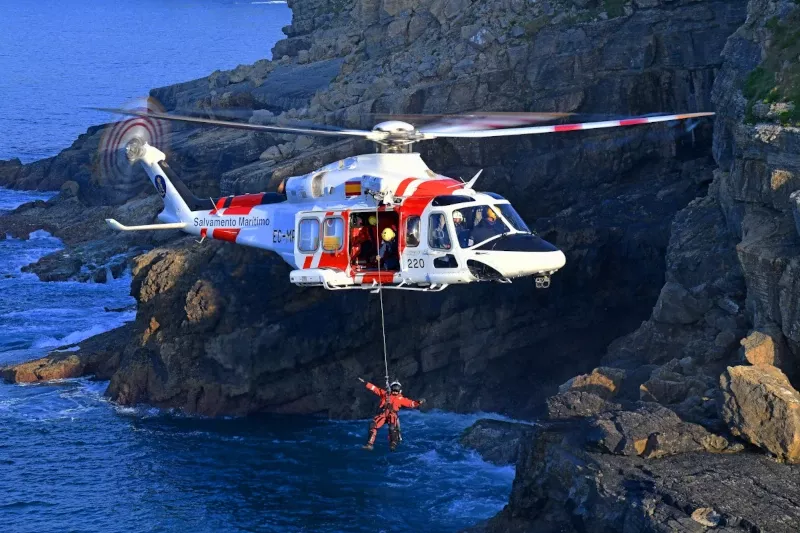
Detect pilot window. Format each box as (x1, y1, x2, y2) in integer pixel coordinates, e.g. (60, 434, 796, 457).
(322, 216, 344, 252)
(298, 218, 320, 253)
(428, 213, 452, 250)
(405, 216, 420, 247)
(452, 206, 509, 248)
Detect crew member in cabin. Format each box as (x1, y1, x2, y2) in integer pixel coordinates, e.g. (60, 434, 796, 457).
(349, 214, 374, 266)
(377, 227, 399, 270)
(358, 378, 425, 451)
(453, 210, 472, 248)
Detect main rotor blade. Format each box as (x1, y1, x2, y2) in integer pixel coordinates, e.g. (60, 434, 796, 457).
(91, 107, 375, 139)
(421, 112, 715, 139)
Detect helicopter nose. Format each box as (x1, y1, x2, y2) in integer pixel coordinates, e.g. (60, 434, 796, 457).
(470, 234, 566, 279)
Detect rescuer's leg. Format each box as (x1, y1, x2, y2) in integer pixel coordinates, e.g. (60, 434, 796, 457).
(363, 413, 386, 450)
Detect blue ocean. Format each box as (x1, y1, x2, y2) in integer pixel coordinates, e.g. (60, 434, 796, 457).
(0, 2, 513, 531)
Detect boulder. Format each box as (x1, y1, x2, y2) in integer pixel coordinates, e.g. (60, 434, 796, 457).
(558, 366, 625, 399)
(741, 329, 789, 370)
(460, 419, 536, 466)
(720, 365, 800, 463)
(546, 390, 620, 420)
(652, 282, 711, 325)
(588, 403, 740, 458)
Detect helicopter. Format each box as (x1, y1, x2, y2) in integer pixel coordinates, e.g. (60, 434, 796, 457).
(95, 105, 713, 292)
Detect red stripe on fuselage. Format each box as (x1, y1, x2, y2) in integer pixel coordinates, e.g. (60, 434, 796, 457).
(303, 256, 313, 269)
(212, 228, 240, 242)
(229, 193, 265, 207)
(395, 178, 417, 197)
(210, 197, 227, 215)
(222, 206, 256, 216)
(360, 272, 396, 284)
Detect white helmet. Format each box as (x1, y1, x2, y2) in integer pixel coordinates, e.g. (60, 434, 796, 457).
(453, 210, 464, 223)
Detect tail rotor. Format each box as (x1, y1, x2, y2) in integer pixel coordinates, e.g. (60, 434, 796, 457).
(96, 96, 169, 188)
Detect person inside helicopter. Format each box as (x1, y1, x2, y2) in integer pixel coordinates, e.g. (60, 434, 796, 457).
(452, 210, 471, 248)
(349, 213, 374, 267)
(377, 227, 400, 270)
(461, 206, 509, 247)
(430, 213, 452, 250)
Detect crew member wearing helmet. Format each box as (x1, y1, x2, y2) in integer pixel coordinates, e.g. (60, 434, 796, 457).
(377, 227, 399, 270)
(452, 210, 472, 248)
(358, 377, 425, 451)
(470, 206, 504, 245)
(349, 214, 374, 266)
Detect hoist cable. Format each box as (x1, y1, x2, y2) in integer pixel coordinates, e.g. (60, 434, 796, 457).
(375, 200, 390, 390)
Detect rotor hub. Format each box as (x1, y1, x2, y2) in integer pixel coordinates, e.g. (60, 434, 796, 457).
(125, 137, 147, 162)
(372, 120, 415, 134)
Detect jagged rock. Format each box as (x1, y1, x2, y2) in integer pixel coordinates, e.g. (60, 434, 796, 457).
(60, 180, 79, 197)
(546, 390, 620, 420)
(741, 328, 789, 369)
(691, 507, 721, 527)
(557, 366, 625, 399)
(483, 420, 800, 533)
(460, 419, 536, 466)
(0, 325, 130, 383)
(588, 403, 739, 458)
(720, 365, 800, 463)
(652, 282, 711, 325)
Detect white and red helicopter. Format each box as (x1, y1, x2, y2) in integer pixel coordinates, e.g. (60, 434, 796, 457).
(96, 105, 713, 292)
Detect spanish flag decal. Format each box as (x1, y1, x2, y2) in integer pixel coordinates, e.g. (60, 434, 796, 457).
(345, 179, 361, 197)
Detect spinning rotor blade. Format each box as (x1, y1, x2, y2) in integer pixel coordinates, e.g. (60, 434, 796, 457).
(97, 97, 170, 184)
(420, 112, 715, 139)
(414, 112, 572, 133)
(91, 107, 374, 139)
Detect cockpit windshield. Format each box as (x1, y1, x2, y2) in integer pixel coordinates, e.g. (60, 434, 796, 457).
(452, 205, 509, 248)
(497, 204, 530, 233)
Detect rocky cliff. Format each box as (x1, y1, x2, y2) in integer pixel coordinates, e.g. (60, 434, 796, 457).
(1, 0, 748, 418)
(3, 0, 800, 529)
(471, 0, 800, 531)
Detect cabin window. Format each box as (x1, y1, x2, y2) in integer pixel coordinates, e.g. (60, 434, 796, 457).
(428, 213, 452, 250)
(405, 216, 420, 247)
(322, 216, 344, 252)
(298, 218, 320, 253)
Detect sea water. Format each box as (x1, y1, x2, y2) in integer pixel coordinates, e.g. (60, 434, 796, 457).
(0, 0, 292, 163)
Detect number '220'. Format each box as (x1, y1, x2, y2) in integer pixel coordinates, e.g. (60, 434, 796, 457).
(407, 258, 425, 269)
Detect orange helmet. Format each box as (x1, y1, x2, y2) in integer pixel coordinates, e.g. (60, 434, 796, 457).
(485, 208, 497, 221)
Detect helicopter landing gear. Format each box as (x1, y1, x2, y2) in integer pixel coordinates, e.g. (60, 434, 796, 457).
(535, 275, 551, 289)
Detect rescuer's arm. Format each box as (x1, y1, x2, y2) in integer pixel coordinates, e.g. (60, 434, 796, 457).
(360, 378, 385, 397)
(400, 397, 426, 409)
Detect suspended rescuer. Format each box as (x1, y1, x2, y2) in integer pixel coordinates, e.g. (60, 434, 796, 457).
(358, 378, 425, 451)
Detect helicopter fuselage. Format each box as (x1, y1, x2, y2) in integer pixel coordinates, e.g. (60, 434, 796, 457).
(125, 146, 566, 292)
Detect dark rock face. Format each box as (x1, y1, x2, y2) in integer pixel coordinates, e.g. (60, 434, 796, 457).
(482, 422, 800, 533)
(459, 419, 536, 465)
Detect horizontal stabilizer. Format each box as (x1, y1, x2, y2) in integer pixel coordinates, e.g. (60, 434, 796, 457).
(105, 218, 187, 231)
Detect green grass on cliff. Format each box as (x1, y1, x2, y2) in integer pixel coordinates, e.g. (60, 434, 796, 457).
(743, 11, 800, 126)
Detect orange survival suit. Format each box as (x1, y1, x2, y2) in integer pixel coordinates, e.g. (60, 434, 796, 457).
(350, 220, 374, 266)
(363, 381, 423, 451)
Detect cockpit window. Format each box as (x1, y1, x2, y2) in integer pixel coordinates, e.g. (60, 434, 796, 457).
(452, 205, 509, 248)
(497, 204, 530, 233)
(428, 213, 452, 250)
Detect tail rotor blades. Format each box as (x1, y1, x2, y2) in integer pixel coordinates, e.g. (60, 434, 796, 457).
(97, 97, 170, 184)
